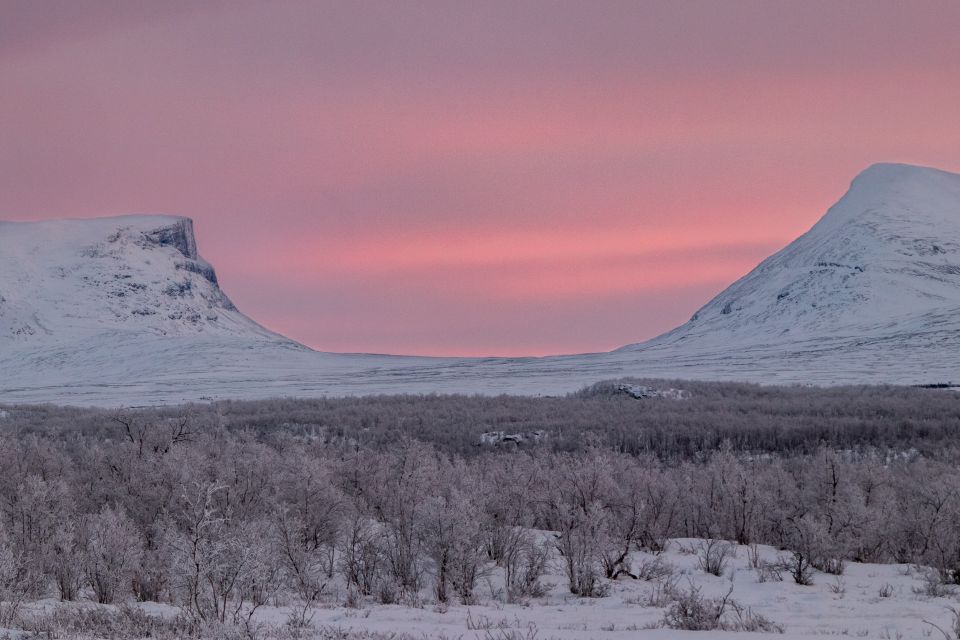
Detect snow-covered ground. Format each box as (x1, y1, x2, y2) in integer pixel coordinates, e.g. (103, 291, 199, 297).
(289, 542, 960, 639)
(5, 163, 960, 406)
(5, 540, 957, 639)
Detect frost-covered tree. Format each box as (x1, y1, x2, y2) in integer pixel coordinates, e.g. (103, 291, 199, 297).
(83, 506, 143, 604)
(0, 522, 28, 625)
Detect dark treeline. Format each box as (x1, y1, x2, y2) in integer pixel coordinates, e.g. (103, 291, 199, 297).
(4, 379, 960, 460)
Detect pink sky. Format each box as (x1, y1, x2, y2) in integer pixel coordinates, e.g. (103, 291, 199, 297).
(3, 1, 960, 356)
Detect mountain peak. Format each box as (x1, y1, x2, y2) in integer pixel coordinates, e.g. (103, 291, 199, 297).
(813, 162, 960, 231)
(621, 161, 960, 352)
(853, 161, 958, 182)
(851, 162, 960, 198)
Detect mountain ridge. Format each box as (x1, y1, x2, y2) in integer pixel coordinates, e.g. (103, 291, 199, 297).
(3, 162, 960, 405)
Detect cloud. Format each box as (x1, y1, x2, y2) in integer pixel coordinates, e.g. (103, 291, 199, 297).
(3, 1, 960, 354)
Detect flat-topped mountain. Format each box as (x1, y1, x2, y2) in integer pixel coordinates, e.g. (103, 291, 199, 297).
(2, 163, 960, 406)
(0, 215, 289, 343)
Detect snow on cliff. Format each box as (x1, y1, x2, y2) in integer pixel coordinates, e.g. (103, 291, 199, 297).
(3, 163, 960, 406)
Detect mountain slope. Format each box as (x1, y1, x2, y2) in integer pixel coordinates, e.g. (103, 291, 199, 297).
(627, 162, 960, 348)
(2, 163, 960, 406)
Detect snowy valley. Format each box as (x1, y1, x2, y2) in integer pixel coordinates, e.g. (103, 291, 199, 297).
(4, 163, 960, 405)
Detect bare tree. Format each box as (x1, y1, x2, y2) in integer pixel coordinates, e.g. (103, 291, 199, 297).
(49, 515, 84, 601)
(167, 481, 225, 622)
(0, 522, 28, 625)
(338, 510, 384, 597)
(274, 508, 330, 624)
(501, 531, 550, 602)
(422, 483, 487, 604)
(83, 506, 143, 604)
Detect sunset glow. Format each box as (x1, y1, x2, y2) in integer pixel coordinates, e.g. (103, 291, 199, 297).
(4, 0, 960, 355)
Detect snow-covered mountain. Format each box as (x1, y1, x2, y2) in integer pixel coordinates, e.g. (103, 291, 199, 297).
(631, 162, 960, 349)
(614, 162, 960, 383)
(0, 215, 290, 342)
(2, 162, 960, 406)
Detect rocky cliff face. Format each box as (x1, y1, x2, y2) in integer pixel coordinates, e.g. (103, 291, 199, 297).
(140, 216, 200, 261)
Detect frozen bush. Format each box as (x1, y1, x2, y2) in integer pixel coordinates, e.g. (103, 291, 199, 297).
(755, 560, 784, 583)
(661, 584, 783, 633)
(640, 574, 679, 607)
(634, 556, 675, 582)
(376, 577, 400, 605)
(502, 534, 550, 602)
(913, 567, 956, 598)
(782, 550, 815, 586)
(661, 584, 733, 631)
(696, 539, 735, 577)
(727, 601, 785, 634)
(780, 515, 826, 586)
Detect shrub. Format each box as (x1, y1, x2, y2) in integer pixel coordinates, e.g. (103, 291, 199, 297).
(696, 539, 735, 577)
(634, 556, 675, 582)
(756, 560, 784, 583)
(661, 584, 783, 633)
(503, 535, 550, 602)
(661, 584, 733, 631)
(914, 568, 956, 598)
(782, 551, 815, 586)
